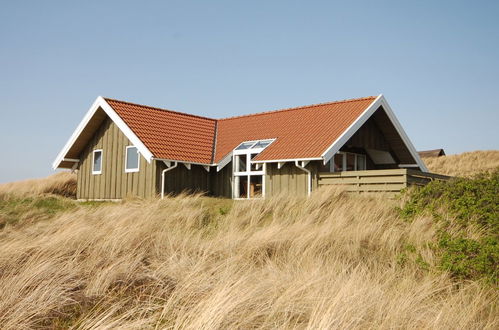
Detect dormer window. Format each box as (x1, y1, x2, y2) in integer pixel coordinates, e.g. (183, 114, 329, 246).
(232, 139, 274, 199)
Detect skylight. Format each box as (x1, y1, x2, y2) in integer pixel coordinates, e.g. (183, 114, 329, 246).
(234, 139, 274, 151)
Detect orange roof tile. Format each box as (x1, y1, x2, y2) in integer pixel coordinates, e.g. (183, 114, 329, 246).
(105, 96, 377, 164)
(214, 97, 376, 162)
(105, 98, 216, 164)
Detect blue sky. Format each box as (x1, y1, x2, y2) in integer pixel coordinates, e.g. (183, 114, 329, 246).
(1, 0, 498, 183)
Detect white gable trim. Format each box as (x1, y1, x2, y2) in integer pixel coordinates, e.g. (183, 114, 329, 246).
(52, 96, 154, 169)
(216, 152, 233, 172)
(320, 94, 428, 172)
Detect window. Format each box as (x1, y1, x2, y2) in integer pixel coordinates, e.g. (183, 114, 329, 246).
(92, 149, 102, 175)
(322, 152, 367, 172)
(232, 139, 274, 199)
(125, 146, 140, 172)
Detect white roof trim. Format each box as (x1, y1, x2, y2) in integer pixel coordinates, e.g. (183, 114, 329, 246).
(320, 94, 428, 172)
(216, 152, 232, 172)
(154, 158, 213, 166)
(378, 95, 428, 172)
(52, 96, 154, 169)
(251, 157, 322, 164)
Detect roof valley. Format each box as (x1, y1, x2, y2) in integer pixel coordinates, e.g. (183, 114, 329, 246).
(210, 121, 218, 164)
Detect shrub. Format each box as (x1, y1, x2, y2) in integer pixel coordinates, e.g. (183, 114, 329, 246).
(401, 169, 499, 283)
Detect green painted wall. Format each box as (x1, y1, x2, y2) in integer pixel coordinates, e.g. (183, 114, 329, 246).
(77, 118, 157, 200)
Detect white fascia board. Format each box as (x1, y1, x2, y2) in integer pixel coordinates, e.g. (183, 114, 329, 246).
(99, 97, 154, 163)
(154, 158, 213, 167)
(378, 96, 428, 172)
(319, 94, 428, 172)
(52, 97, 101, 169)
(52, 96, 154, 169)
(216, 152, 232, 172)
(321, 95, 383, 165)
(251, 157, 322, 164)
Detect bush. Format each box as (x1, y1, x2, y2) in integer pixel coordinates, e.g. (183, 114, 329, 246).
(401, 169, 499, 283)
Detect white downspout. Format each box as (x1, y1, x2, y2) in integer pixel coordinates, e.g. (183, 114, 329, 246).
(161, 161, 178, 199)
(295, 160, 311, 197)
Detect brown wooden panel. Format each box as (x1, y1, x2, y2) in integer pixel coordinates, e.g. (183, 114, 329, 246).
(76, 115, 158, 200)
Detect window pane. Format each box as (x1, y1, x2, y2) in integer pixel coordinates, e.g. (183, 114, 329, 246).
(333, 153, 343, 172)
(126, 147, 139, 170)
(93, 151, 102, 172)
(357, 155, 366, 170)
(346, 153, 355, 171)
(235, 141, 255, 150)
(319, 160, 330, 172)
(249, 176, 262, 198)
(252, 140, 272, 149)
(250, 153, 261, 171)
(237, 176, 248, 198)
(235, 155, 247, 172)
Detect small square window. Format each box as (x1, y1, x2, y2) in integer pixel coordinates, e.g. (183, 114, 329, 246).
(125, 146, 139, 172)
(92, 150, 102, 175)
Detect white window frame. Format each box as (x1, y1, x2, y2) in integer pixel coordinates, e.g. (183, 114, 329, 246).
(328, 151, 367, 172)
(232, 139, 274, 199)
(125, 146, 140, 173)
(92, 149, 103, 175)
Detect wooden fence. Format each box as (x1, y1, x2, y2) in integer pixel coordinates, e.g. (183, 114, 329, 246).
(318, 169, 450, 193)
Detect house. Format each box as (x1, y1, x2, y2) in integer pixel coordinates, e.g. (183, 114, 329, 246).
(418, 149, 446, 158)
(53, 94, 435, 200)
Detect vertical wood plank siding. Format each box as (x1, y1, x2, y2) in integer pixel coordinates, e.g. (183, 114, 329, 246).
(265, 162, 319, 197)
(209, 163, 233, 198)
(75, 117, 320, 200)
(77, 118, 157, 200)
(156, 162, 210, 196)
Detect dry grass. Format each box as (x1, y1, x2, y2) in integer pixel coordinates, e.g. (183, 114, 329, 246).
(0, 152, 497, 328)
(0, 172, 77, 198)
(423, 150, 499, 177)
(0, 188, 497, 329)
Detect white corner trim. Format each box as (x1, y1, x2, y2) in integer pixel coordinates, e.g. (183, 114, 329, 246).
(183, 163, 191, 170)
(52, 96, 154, 170)
(277, 162, 285, 169)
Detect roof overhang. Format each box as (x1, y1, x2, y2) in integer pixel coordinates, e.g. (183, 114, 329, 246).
(320, 94, 428, 172)
(52, 96, 154, 169)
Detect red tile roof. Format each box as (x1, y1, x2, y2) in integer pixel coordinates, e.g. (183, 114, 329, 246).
(215, 97, 376, 162)
(105, 96, 377, 164)
(105, 98, 216, 164)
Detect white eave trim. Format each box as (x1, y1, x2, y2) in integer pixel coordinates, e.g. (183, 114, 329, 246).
(251, 157, 322, 164)
(216, 152, 233, 172)
(320, 94, 428, 172)
(52, 96, 154, 169)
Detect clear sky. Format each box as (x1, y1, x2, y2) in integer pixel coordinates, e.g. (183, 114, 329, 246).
(0, 0, 498, 183)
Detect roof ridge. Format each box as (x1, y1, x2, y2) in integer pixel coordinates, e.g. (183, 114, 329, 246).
(218, 96, 377, 121)
(104, 97, 216, 122)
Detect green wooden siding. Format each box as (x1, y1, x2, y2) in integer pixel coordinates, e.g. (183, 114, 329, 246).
(77, 118, 157, 200)
(157, 162, 210, 195)
(265, 162, 319, 198)
(209, 163, 233, 198)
